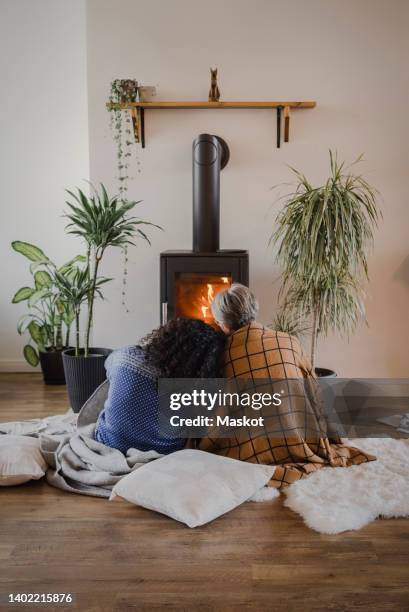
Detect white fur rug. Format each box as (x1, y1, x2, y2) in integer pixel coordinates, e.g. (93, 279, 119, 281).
(283, 438, 409, 534)
(250, 486, 280, 502)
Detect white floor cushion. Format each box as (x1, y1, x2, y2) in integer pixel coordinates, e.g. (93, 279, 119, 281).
(111, 448, 276, 527)
(0, 435, 47, 486)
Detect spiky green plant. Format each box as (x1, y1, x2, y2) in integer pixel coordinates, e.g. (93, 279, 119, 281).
(271, 151, 380, 369)
(271, 310, 310, 339)
(64, 184, 161, 356)
(54, 268, 110, 357)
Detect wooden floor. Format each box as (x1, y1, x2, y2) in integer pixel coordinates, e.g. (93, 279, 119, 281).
(1, 373, 409, 611)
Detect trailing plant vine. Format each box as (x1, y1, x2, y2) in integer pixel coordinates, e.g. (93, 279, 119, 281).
(108, 79, 141, 198)
(108, 79, 142, 310)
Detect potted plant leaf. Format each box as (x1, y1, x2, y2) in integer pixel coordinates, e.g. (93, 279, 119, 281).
(61, 183, 160, 412)
(270, 311, 310, 339)
(271, 151, 380, 376)
(11, 241, 84, 384)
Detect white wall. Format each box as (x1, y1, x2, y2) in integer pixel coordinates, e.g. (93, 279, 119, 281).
(2, 0, 408, 378)
(86, 0, 409, 377)
(0, 0, 89, 370)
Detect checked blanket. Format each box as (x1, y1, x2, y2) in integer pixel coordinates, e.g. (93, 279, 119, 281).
(198, 322, 376, 488)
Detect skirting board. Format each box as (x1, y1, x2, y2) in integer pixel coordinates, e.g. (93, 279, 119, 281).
(0, 360, 39, 373)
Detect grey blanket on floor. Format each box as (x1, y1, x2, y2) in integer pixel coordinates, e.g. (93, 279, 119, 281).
(1, 381, 162, 497)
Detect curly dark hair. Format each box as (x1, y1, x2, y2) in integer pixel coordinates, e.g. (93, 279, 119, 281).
(142, 318, 226, 378)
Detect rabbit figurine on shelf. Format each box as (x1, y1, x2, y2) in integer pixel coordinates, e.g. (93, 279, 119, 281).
(208, 68, 220, 102)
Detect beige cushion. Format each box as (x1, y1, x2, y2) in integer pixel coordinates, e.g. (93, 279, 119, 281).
(0, 435, 47, 486)
(111, 449, 275, 527)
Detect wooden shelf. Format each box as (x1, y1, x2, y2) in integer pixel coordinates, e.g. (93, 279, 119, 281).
(107, 100, 316, 109)
(106, 100, 316, 148)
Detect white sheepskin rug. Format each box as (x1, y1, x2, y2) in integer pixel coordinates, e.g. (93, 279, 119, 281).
(249, 486, 280, 502)
(284, 438, 409, 534)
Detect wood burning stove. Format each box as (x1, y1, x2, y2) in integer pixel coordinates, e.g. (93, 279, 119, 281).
(160, 250, 249, 325)
(160, 134, 249, 326)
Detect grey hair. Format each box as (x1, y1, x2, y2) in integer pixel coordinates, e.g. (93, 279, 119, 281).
(211, 283, 259, 331)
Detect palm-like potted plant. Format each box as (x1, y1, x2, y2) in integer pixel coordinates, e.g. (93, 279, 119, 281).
(54, 267, 109, 358)
(271, 151, 380, 375)
(11, 241, 84, 384)
(61, 183, 160, 411)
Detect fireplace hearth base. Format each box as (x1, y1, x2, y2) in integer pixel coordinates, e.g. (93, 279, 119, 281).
(160, 250, 249, 326)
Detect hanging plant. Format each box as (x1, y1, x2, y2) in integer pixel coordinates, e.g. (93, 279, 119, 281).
(108, 79, 142, 309)
(108, 79, 141, 200)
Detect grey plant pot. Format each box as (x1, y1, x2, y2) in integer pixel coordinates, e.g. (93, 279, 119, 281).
(62, 348, 112, 413)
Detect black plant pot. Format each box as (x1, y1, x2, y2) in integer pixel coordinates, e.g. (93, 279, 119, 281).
(39, 348, 67, 385)
(62, 348, 112, 413)
(315, 367, 337, 378)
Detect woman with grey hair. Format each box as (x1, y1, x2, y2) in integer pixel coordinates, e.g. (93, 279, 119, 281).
(211, 283, 259, 333)
(199, 283, 375, 488)
(209, 283, 310, 380)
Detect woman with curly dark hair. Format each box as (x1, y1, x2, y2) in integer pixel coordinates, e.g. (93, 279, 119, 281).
(95, 318, 225, 454)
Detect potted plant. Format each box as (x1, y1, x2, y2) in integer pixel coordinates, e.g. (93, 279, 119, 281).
(108, 79, 140, 201)
(11, 241, 84, 384)
(271, 151, 380, 376)
(61, 183, 160, 412)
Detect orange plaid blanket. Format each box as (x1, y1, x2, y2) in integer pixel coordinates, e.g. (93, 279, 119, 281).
(198, 322, 375, 488)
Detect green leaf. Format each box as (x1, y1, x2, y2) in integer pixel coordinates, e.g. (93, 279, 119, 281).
(29, 260, 52, 274)
(64, 185, 158, 254)
(34, 270, 53, 289)
(23, 344, 39, 367)
(12, 287, 34, 303)
(40, 325, 51, 348)
(58, 254, 87, 274)
(28, 288, 50, 307)
(28, 321, 43, 345)
(12, 241, 49, 262)
(17, 314, 35, 334)
(55, 299, 66, 315)
(61, 307, 75, 326)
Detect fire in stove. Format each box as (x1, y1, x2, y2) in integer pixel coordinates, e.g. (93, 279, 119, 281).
(175, 273, 231, 326)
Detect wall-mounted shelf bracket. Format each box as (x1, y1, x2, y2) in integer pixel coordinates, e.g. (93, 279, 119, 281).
(106, 100, 316, 149)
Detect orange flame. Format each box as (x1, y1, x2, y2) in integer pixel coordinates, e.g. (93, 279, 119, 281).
(200, 284, 215, 321)
(175, 274, 232, 326)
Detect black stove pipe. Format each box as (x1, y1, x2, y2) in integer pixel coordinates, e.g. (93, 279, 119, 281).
(192, 134, 230, 252)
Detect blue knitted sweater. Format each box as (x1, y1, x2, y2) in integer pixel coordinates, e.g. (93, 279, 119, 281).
(95, 345, 184, 455)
